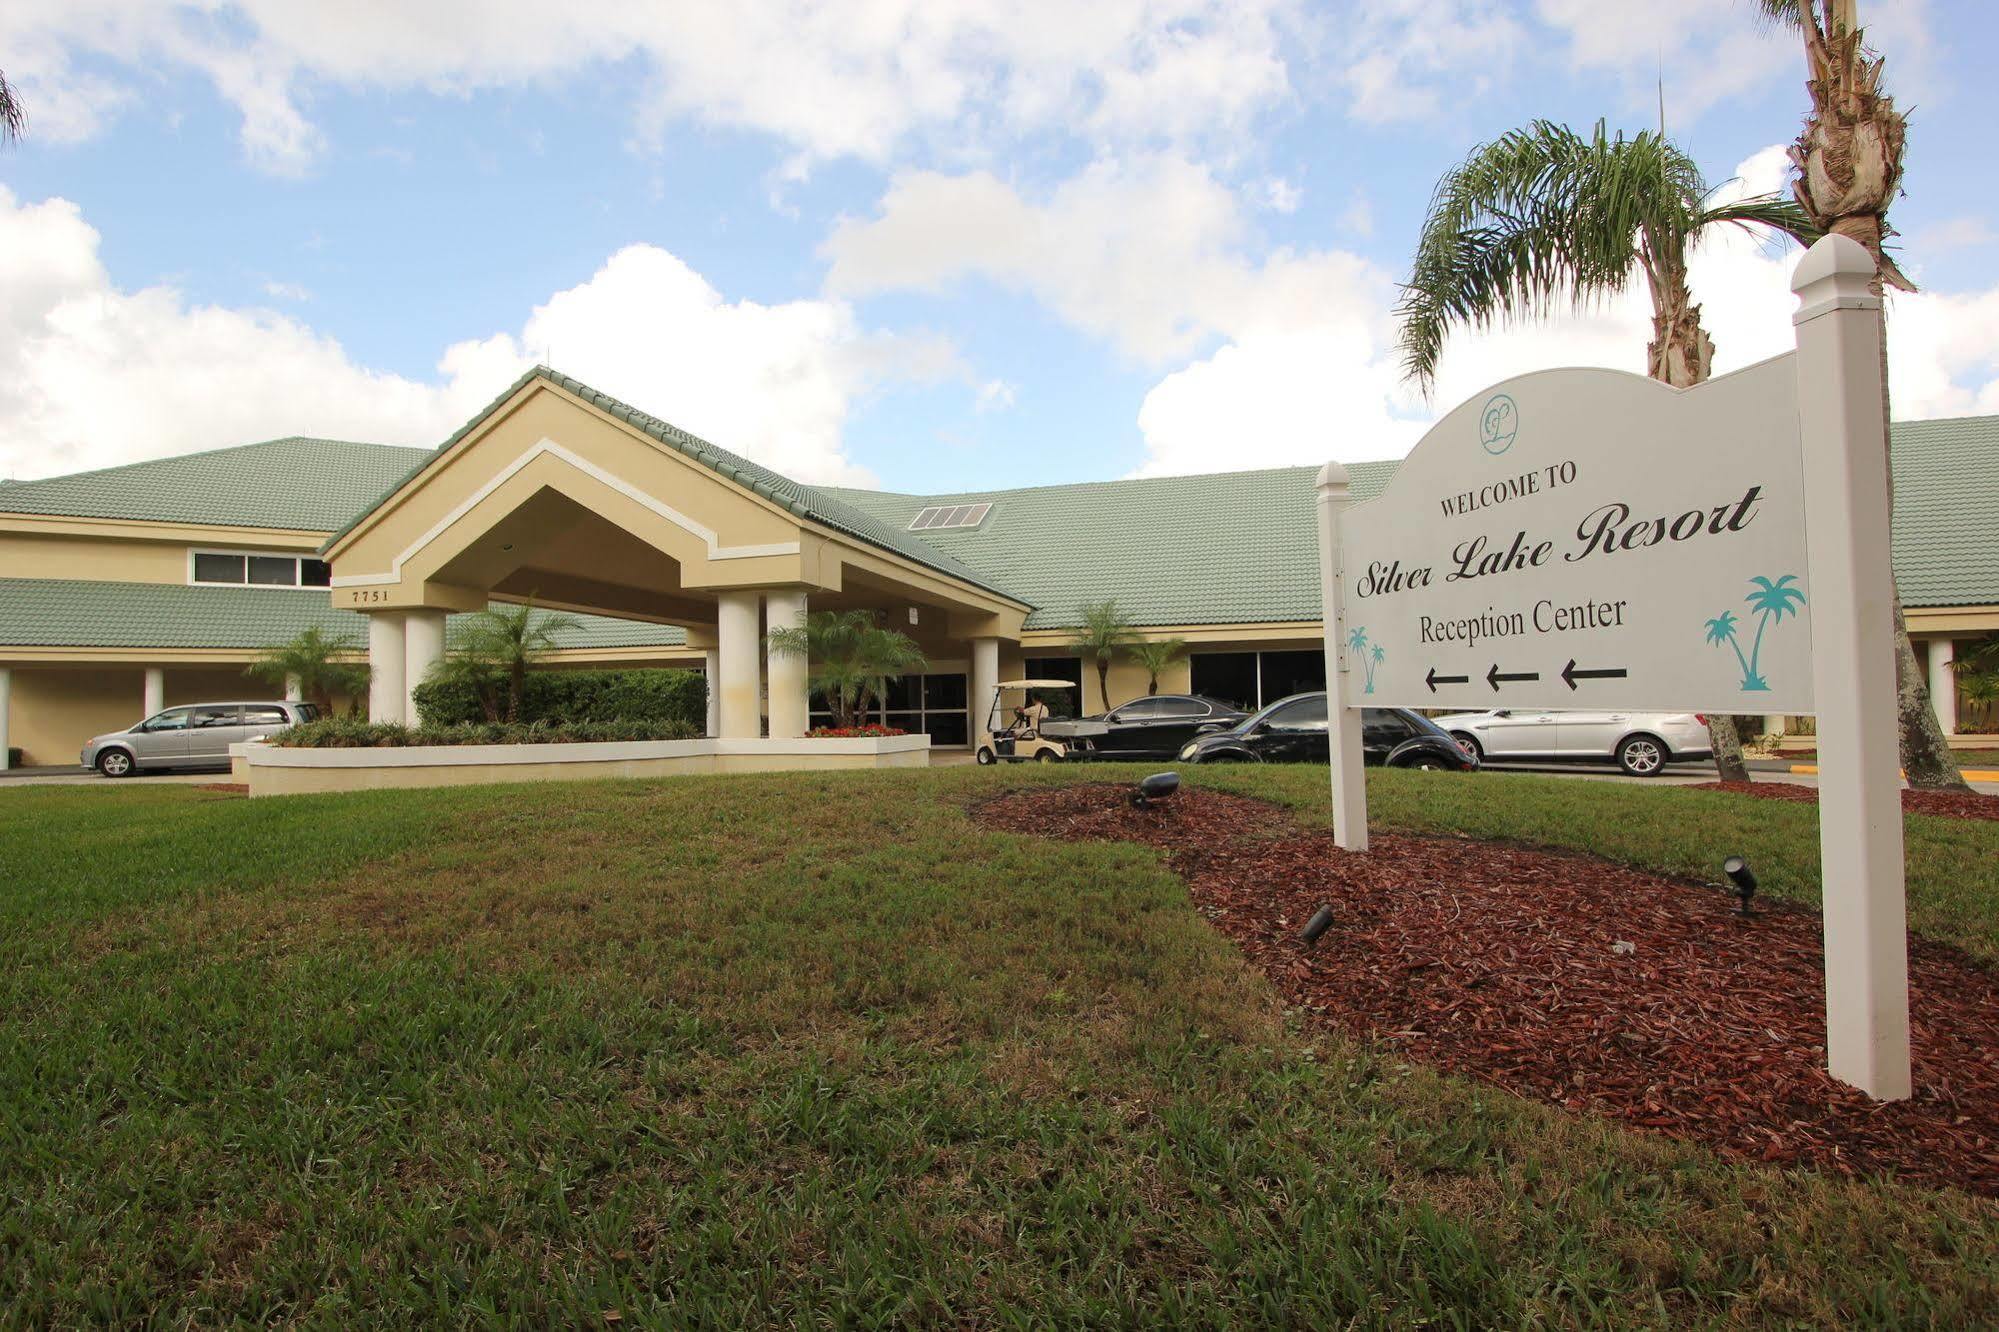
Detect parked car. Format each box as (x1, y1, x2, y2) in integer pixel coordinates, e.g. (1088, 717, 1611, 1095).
(1429, 708, 1713, 777)
(1061, 693, 1248, 760)
(82, 700, 320, 777)
(1176, 693, 1476, 770)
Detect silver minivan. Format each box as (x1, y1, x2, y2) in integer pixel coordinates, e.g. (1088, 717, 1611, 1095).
(81, 700, 320, 777)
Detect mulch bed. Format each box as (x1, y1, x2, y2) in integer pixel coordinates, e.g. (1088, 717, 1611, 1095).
(1692, 780, 1999, 823)
(192, 783, 249, 797)
(975, 784, 1999, 1195)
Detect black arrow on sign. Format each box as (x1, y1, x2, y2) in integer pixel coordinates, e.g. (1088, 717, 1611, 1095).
(1561, 659, 1629, 690)
(1487, 663, 1540, 691)
(1425, 667, 1470, 693)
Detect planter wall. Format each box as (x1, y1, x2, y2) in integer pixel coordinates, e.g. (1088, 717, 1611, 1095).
(233, 735, 929, 797)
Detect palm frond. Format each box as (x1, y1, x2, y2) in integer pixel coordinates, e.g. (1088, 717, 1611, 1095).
(0, 70, 24, 146)
(1397, 120, 1710, 392)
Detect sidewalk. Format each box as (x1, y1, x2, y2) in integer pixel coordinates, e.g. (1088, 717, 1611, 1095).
(1749, 756, 1999, 782)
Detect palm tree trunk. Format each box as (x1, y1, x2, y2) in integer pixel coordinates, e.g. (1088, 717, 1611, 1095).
(1650, 252, 1752, 782)
(1784, 2, 1962, 788)
(1096, 657, 1111, 713)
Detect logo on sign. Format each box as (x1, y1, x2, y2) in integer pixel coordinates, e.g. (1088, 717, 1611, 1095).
(1704, 573, 1807, 692)
(1479, 394, 1518, 455)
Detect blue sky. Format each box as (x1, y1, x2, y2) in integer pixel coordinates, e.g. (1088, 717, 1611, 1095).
(2, 2, 1994, 491)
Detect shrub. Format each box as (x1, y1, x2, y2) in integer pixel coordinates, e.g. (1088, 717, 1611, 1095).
(412, 668, 705, 730)
(269, 718, 699, 748)
(806, 724, 909, 738)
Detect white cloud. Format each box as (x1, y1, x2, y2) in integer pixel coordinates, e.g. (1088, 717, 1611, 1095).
(1258, 176, 1302, 214)
(0, 190, 914, 485)
(1114, 145, 1999, 477)
(1, 0, 1300, 174)
(260, 280, 312, 302)
(974, 379, 1016, 412)
(825, 155, 1386, 363)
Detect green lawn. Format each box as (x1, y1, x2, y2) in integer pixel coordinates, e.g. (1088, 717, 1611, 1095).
(1, 767, 1994, 1325)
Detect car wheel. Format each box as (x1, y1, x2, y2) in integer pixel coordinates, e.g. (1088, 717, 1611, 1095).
(1617, 734, 1667, 777)
(1035, 750, 1058, 763)
(1452, 732, 1482, 762)
(975, 747, 996, 766)
(96, 748, 136, 778)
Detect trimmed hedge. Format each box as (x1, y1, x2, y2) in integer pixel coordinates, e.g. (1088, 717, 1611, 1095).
(411, 668, 706, 730)
(270, 718, 700, 748)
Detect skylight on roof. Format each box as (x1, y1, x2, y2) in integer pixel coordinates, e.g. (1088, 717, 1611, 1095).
(908, 502, 992, 532)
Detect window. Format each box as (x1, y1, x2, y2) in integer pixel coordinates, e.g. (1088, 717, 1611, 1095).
(193, 552, 246, 584)
(190, 550, 330, 589)
(1265, 696, 1328, 730)
(1363, 709, 1417, 746)
(1192, 650, 1327, 711)
(244, 706, 292, 725)
(1151, 696, 1207, 718)
(1114, 698, 1175, 721)
(809, 671, 971, 745)
(907, 503, 992, 532)
(145, 707, 194, 732)
(191, 706, 240, 729)
(1190, 653, 1258, 712)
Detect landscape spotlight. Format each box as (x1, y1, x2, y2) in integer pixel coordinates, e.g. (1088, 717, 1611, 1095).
(1301, 904, 1336, 946)
(1722, 854, 1758, 917)
(1131, 771, 1181, 809)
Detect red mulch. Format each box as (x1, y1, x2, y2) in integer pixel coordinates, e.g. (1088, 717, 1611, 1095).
(975, 784, 1999, 1195)
(192, 783, 248, 796)
(1692, 780, 1999, 822)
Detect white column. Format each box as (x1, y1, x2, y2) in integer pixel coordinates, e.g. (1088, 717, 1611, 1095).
(1927, 638, 1957, 737)
(283, 673, 303, 703)
(367, 612, 408, 725)
(404, 610, 448, 724)
(715, 591, 762, 739)
(0, 667, 11, 770)
(969, 636, 1000, 747)
(703, 648, 722, 737)
(143, 667, 165, 718)
(1316, 461, 1368, 852)
(763, 590, 810, 739)
(1793, 233, 1910, 1101)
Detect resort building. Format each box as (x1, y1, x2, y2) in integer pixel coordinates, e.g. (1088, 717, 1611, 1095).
(1, 369, 1993, 767)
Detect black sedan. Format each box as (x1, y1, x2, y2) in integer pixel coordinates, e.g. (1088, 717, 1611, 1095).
(1054, 693, 1248, 760)
(1175, 693, 1477, 770)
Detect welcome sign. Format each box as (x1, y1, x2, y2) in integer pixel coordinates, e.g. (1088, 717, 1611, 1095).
(1337, 356, 1814, 714)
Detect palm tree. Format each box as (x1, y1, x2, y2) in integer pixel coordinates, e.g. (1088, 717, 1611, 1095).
(1751, 0, 1970, 792)
(1706, 611, 1752, 689)
(1398, 117, 1814, 780)
(1126, 636, 1188, 696)
(0, 70, 25, 147)
(1069, 601, 1138, 712)
(767, 609, 927, 730)
(245, 626, 367, 715)
(454, 600, 580, 722)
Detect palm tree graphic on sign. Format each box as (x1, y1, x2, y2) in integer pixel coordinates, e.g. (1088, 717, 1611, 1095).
(1348, 627, 1384, 694)
(1705, 575, 1807, 692)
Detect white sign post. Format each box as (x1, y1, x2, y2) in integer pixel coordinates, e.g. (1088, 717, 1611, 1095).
(1317, 234, 1910, 1100)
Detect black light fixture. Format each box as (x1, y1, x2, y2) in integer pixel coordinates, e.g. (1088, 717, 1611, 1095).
(1301, 904, 1336, 946)
(1722, 854, 1758, 917)
(1131, 771, 1180, 809)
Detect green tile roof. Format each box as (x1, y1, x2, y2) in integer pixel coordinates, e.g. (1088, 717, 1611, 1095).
(1890, 414, 1999, 609)
(0, 580, 685, 652)
(324, 367, 1021, 603)
(3, 407, 1991, 653)
(821, 462, 1402, 631)
(0, 438, 432, 531)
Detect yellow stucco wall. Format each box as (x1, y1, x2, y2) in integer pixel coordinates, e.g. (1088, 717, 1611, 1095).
(0, 528, 326, 584)
(8, 665, 288, 767)
(10, 668, 144, 767)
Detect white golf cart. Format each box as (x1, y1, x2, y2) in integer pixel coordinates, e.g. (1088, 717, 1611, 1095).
(974, 679, 1098, 765)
